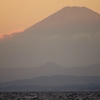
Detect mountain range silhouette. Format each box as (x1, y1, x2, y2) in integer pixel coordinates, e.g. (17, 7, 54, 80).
(0, 7, 100, 87)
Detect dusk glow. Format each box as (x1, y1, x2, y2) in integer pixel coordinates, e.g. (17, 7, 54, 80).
(0, 28, 24, 39)
(0, 0, 100, 35)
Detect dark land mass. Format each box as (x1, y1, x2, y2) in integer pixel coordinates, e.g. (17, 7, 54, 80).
(0, 75, 100, 91)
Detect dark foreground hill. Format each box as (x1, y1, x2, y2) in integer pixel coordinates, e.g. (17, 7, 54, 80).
(0, 75, 100, 91)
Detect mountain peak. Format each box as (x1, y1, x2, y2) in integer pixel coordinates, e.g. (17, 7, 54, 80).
(26, 6, 100, 32)
(60, 6, 99, 15)
(61, 6, 93, 11)
(62, 6, 86, 9)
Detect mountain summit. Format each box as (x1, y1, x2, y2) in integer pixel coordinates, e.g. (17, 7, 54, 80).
(0, 6, 100, 68)
(26, 6, 100, 33)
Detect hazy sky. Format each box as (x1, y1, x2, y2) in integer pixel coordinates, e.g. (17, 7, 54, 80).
(0, 0, 100, 35)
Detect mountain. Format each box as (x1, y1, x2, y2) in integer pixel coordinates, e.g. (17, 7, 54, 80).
(0, 6, 100, 68)
(0, 75, 100, 91)
(0, 6, 100, 91)
(0, 62, 100, 82)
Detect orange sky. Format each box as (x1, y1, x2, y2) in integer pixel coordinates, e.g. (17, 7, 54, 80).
(0, 0, 100, 35)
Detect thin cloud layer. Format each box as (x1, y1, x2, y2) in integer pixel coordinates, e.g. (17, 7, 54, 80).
(0, 28, 24, 39)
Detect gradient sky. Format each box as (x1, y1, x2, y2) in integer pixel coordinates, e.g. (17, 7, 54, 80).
(0, 0, 100, 35)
